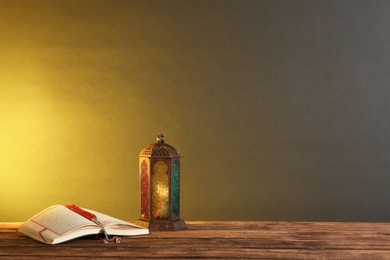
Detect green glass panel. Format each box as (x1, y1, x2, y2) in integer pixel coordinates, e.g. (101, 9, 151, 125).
(151, 160, 169, 220)
(172, 160, 180, 220)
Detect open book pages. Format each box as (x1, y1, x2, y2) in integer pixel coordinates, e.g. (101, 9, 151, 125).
(18, 205, 149, 244)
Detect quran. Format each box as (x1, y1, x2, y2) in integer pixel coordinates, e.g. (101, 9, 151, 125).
(18, 205, 149, 244)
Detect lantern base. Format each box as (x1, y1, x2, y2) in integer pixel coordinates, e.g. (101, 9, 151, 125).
(135, 219, 187, 231)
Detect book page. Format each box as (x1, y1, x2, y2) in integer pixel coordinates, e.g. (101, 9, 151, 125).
(84, 208, 133, 226)
(18, 205, 101, 244)
(31, 205, 96, 235)
(83, 208, 149, 236)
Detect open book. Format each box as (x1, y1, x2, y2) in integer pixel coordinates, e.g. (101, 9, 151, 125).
(18, 205, 149, 244)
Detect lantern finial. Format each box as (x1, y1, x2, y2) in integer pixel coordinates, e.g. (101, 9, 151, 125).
(157, 132, 165, 144)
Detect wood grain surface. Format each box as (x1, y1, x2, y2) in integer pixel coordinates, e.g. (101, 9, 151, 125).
(1, 221, 390, 259)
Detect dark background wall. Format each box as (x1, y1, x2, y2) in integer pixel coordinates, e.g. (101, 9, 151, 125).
(1, 0, 389, 222)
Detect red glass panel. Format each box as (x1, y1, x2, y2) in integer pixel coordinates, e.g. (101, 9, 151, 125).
(140, 160, 149, 220)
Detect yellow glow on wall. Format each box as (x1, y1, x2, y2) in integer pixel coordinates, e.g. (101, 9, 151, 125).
(0, 1, 169, 221)
(0, 87, 52, 214)
(0, 82, 142, 221)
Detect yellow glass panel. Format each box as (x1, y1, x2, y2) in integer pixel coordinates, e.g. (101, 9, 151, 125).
(151, 160, 169, 220)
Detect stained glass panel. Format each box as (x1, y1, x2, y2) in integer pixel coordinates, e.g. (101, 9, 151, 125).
(171, 160, 180, 220)
(151, 160, 169, 220)
(140, 159, 149, 220)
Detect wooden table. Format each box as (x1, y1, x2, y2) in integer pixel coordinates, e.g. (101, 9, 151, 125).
(1, 221, 390, 259)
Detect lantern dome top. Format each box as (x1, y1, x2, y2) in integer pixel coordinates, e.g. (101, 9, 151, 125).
(140, 132, 180, 157)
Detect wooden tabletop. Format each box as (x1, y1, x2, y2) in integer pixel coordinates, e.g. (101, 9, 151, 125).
(1, 221, 390, 259)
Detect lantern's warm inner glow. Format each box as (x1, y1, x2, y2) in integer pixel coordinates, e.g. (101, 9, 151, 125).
(152, 160, 169, 220)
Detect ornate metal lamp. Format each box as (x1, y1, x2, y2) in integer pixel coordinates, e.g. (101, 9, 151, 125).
(136, 133, 187, 231)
